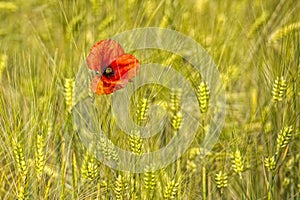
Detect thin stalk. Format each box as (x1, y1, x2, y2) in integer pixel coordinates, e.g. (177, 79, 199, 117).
(202, 165, 207, 200)
(201, 119, 207, 200)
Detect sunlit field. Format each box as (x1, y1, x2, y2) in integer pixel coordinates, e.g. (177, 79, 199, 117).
(0, 0, 299, 199)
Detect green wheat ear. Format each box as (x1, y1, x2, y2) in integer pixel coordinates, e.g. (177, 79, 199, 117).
(143, 1, 155, 19)
(276, 126, 293, 154)
(186, 160, 197, 174)
(269, 22, 300, 43)
(17, 184, 29, 200)
(231, 149, 244, 179)
(64, 78, 75, 113)
(89, 0, 100, 14)
(129, 97, 150, 154)
(12, 139, 28, 181)
(171, 111, 182, 131)
(144, 165, 156, 191)
(44, 177, 52, 200)
(0, 2, 17, 12)
(264, 156, 276, 171)
(170, 88, 182, 114)
(98, 180, 108, 199)
(35, 133, 46, 181)
(187, 147, 200, 173)
(97, 15, 115, 34)
(197, 82, 210, 114)
(188, 147, 201, 159)
(168, 88, 183, 132)
(129, 130, 143, 154)
(12, 139, 29, 200)
(159, 0, 172, 29)
(66, 13, 85, 41)
(272, 76, 287, 103)
(136, 97, 150, 126)
(163, 180, 179, 200)
(81, 151, 98, 181)
(247, 11, 269, 38)
(0, 54, 7, 78)
(215, 171, 228, 189)
(96, 14, 115, 39)
(99, 136, 119, 162)
(114, 174, 129, 200)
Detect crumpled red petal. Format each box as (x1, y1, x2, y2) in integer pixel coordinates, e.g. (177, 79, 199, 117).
(86, 39, 125, 71)
(103, 54, 139, 81)
(90, 75, 116, 94)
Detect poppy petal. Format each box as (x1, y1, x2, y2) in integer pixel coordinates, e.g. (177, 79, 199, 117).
(90, 76, 103, 94)
(91, 75, 123, 95)
(101, 76, 129, 89)
(87, 39, 125, 71)
(108, 54, 139, 81)
(94, 54, 139, 94)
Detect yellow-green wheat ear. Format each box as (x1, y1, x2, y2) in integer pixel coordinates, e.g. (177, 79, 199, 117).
(43, 177, 52, 200)
(144, 165, 156, 191)
(163, 180, 179, 200)
(89, 0, 100, 14)
(171, 111, 182, 131)
(231, 149, 244, 179)
(0, 54, 7, 79)
(11, 139, 29, 199)
(247, 11, 269, 38)
(12, 139, 28, 181)
(159, 0, 172, 29)
(64, 78, 75, 114)
(188, 147, 201, 159)
(96, 14, 116, 39)
(97, 15, 115, 35)
(17, 184, 29, 200)
(269, 22, 300, 43)
(186, 160, 197, 174)
(129, 130, 143, 154)
(47, 120, 53, 136)
(264, 156, 276, 171)
(66, 13, 85, 41)
(136, 97, 150, 126)
(271, 76, 287, 103)
(186, 148, 200, 173)
(215, 171, 228, 189)
(98, 180, 108, 198)
(197, 82, 210, 114)
(35, 133, 46, 181)
(114, 174, 128, 200)
(0, 2, 17, 12)
(169, 88, 183, 131)
(170, 88, 182, 113)
(81, 151, 98, 181)
(276, 126, 293, 154)
(99, 137, 119, 162)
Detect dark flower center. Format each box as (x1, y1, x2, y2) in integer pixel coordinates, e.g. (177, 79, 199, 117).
(102, 67, 115, 77)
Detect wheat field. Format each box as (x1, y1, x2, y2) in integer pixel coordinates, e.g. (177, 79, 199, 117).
(0, 0, 299, 199)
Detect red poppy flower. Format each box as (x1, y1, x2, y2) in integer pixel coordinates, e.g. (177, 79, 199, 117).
(87, 39, 139, 95)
